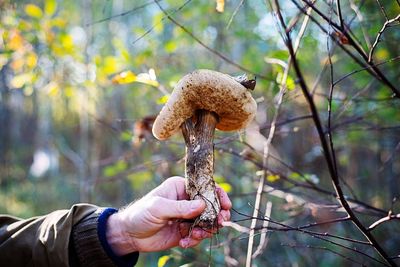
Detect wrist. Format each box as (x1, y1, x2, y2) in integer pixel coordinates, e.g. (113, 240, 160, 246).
(106, 212, 138, 256)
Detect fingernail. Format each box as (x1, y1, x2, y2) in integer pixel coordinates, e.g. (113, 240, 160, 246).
(190, 200, 203, 210)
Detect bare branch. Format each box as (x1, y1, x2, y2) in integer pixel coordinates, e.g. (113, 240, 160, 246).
(368, 14, 400, 63)
(273, 0, 396, 265)
(368, 214, 400, 231)
(281, 243, 367, 266)
(85, 0, 159, 26)
(226, 0, 245, 29)
(154, 0, 273, 81)
(252, 201, 272, 259)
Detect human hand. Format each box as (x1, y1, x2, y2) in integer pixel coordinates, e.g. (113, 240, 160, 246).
(106, 176, 232, 255)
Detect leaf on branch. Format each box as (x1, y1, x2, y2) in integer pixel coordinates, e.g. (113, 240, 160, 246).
(112, 70, 159, 87)
(276, 72, 295, 90)
(333, 31, 349, 45)
(267, 174, 280, 182)
(25, 4, 43, 19)
(45, 0, 57, 17)
(216, 0, 225, 13)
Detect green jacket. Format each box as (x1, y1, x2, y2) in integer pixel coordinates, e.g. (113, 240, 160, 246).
(0, 204, 139, 267)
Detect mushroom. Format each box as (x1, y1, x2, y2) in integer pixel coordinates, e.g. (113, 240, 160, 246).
(152, 69, 257, 229)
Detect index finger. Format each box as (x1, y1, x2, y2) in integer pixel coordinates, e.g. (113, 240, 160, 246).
(149, 176, 189, 201)
(216, 185, 232, 210)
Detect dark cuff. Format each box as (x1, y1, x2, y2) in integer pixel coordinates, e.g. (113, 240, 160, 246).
(98, 208, 139, 267)
(72, 208, 139, 267)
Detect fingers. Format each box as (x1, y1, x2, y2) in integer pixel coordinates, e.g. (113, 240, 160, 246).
(149, 197, 206, 221)
(216, 185, 232, 210)
(179, 237, 202, 248)
(150, 176, 189, 201)
(218, 209, 231, 226)
(179, 227, 215, 248)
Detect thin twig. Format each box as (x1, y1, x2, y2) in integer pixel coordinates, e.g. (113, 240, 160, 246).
(252, 201, 272, 258)
(374, 0, 389, 20)
(282, 243, 367, 266)
(154, 0, 272, 81)
(132, 0, 193, 45)
(245, 2, 313, 265)
(226, 0, 245, 29)
(233, 208, 388, 265)
(348, 0, 372, 48)
(368, 214, 400, 231)
(368, 14, 400, 63)
(85, 0, 159, 26)
(299, 0, 400, 98)
(273, 0, 396, 265)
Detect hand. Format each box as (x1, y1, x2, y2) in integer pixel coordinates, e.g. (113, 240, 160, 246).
(106, 176, 232, 255)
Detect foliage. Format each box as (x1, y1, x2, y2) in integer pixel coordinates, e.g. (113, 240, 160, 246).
(1, 0, 399, 266)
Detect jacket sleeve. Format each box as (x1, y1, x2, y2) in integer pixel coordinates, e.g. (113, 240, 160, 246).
(0, 204, 139, 267)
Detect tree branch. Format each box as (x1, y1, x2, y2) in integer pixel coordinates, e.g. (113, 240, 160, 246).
(273, 0, 396, 265)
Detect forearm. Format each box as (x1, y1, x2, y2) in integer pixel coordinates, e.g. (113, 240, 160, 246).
(71, 207, 139, 267)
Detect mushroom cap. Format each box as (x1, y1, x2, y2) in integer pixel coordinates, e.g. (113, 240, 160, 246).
(152, 69, 257, 140)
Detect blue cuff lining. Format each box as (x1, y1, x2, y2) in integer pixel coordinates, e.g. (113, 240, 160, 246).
(98, 208, 139, 267)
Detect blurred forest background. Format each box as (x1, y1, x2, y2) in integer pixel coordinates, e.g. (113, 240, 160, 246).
(1, 0, 399, 266)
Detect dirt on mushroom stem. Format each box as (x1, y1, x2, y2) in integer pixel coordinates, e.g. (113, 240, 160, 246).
(181, 109, 221, 230)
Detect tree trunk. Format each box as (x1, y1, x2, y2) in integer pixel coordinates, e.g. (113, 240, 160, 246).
(181, 110, 220, 229)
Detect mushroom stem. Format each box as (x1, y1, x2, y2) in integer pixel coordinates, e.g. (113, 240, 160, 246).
(181, 109, 221, 229)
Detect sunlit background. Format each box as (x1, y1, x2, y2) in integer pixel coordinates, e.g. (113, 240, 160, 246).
(1, 0, 399, 266)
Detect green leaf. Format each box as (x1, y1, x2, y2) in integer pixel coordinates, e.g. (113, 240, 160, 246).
(120, 131, 133, 142)
(276, 72, 295, 90)
(103, 160, 128, 177)
(127, 171, 152, 189)
(25, 4, 43, 19)
(164, 40, 178, 53)
(158, 255, 171, 267)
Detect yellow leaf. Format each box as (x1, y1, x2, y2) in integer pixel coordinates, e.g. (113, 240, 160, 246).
(219, 182, 232, 193)
(51, 18, 67, 28)
(157, 95, 169, 105)
(45, 0, 57, 16)
(44, 81, 59, 96)
(267, 174, 280, 182)
(112, 70, 159, 87)
(60, 34, 74, 50)
(216, 0, 225, 13)
(26, 52, 38, 69)
(10, 73, 33, 88)
(25, 4, 43, 19)
(103, 56, 119, 75)
(136, 75, 159, 87)
(112, 70, 137, 84)
(158, 255, 171, 267)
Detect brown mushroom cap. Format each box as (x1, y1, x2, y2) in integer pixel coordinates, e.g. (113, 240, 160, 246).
(152, 69, 257, 140)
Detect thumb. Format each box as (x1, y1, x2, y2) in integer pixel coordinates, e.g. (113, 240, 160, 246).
(154, 198, 205, 220)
